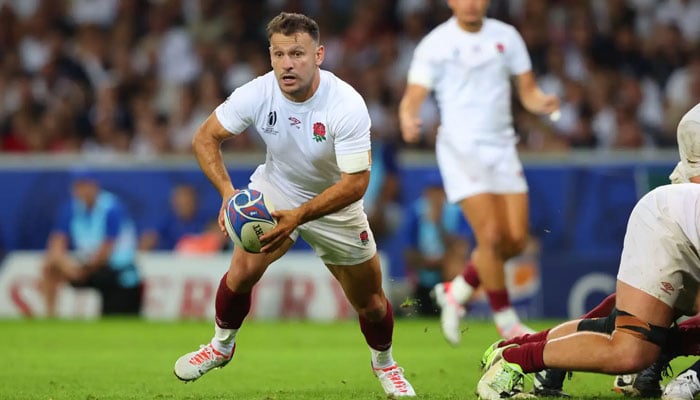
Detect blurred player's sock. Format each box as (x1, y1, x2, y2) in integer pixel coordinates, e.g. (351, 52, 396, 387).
(447, 274, 474, 304)
(461, 261, 480, 294)
(494, 307, 535, 340)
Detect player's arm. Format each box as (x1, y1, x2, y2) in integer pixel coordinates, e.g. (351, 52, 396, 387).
(192, 113, 239, 236)
(399, 84, 430, 144)
(515, 71, 559, 116)
(298, 167, 370, 223)
(260, 152, 371, 253)
(192, 113, 237, 200)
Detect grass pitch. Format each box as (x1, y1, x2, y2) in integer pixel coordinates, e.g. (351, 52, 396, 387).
(0, 318, 685, 399)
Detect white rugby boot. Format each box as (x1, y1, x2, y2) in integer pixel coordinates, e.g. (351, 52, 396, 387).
(373, 362, 416, 398)
(432, 282, 466, 346)
(477, 344, 535, 400)
(662, 369, 700, 400)
(174, 342, 235, 381)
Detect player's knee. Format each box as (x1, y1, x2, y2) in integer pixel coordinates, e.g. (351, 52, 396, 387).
(601, 358, 644, 375)
(355, 296, 387, 321)
(503, 234, 528, 258)
(603, 345, 658, 374)
(476, 227, 526, 259)
(228, 260, 265, 290)
(475, 227, 506, 254)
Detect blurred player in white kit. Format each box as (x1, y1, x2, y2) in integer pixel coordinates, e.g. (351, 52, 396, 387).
(399, 0, 559, 344)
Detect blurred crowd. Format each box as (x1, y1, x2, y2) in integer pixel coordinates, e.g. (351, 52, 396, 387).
(0, 0, 699, 156)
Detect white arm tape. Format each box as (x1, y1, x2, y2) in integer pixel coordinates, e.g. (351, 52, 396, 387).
(337, 150, 371, 173)
(407, 70, 433, 89)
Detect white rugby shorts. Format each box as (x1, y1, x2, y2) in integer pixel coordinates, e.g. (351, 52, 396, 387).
(617, 199, 700, 316)
(249, 173, 377, 266)
(436, 135, 528, 203)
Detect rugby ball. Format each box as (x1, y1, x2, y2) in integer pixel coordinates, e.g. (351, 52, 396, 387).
(223, 189, 277, 253)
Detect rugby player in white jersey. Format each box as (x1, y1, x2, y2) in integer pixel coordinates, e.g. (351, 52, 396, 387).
(476, 103, 700, 399)
(172, 12, 415, 398)
(476, 181, 700, 400)
(399, 0, 559, 344)
(610, 103, 700, 400)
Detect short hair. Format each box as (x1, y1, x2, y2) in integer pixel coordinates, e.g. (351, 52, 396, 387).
(266, 12, 320, 44)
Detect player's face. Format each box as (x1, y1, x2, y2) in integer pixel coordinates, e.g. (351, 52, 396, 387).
(447, 0, 490, 31)
(269, 32, 324, 102)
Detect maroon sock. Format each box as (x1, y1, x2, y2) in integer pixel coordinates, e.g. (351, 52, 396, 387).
(670, 317, 700, 356)
(486, 289, 511, 312)
(215, 272, 251, 329)
(680, 314, 700, 328)
(501, 329, 551, 347)
(581, 293, 616, 318)
(359, 298, 394, 351)
(502, 341, 547, 373)
(463, 261, 481, 288)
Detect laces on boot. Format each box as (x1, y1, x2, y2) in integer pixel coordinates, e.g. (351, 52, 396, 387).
(383, 367, 410, 393)
(189, 344, 230, 365)
(491, 362, 531, 396)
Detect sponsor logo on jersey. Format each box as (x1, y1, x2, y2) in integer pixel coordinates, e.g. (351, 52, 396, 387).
(263, 111, 278, 134)
(288, 116, 301, 129)
(660, 281, 674, 295)
(312, 122, 327, 142)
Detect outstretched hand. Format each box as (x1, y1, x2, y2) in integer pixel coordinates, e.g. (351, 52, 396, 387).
(259, 208, 302, 253)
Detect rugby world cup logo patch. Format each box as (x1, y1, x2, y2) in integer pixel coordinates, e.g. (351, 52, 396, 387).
(230, 190, 273, 223)
(312, 122, 326, 142)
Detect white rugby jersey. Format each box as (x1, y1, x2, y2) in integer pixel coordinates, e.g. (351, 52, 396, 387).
(215, 70, 371, 204)
(640, 183, 700, 251)
(408, 17, 531, 140)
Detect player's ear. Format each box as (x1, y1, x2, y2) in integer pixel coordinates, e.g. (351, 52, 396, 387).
(315, 45, 324, 66)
